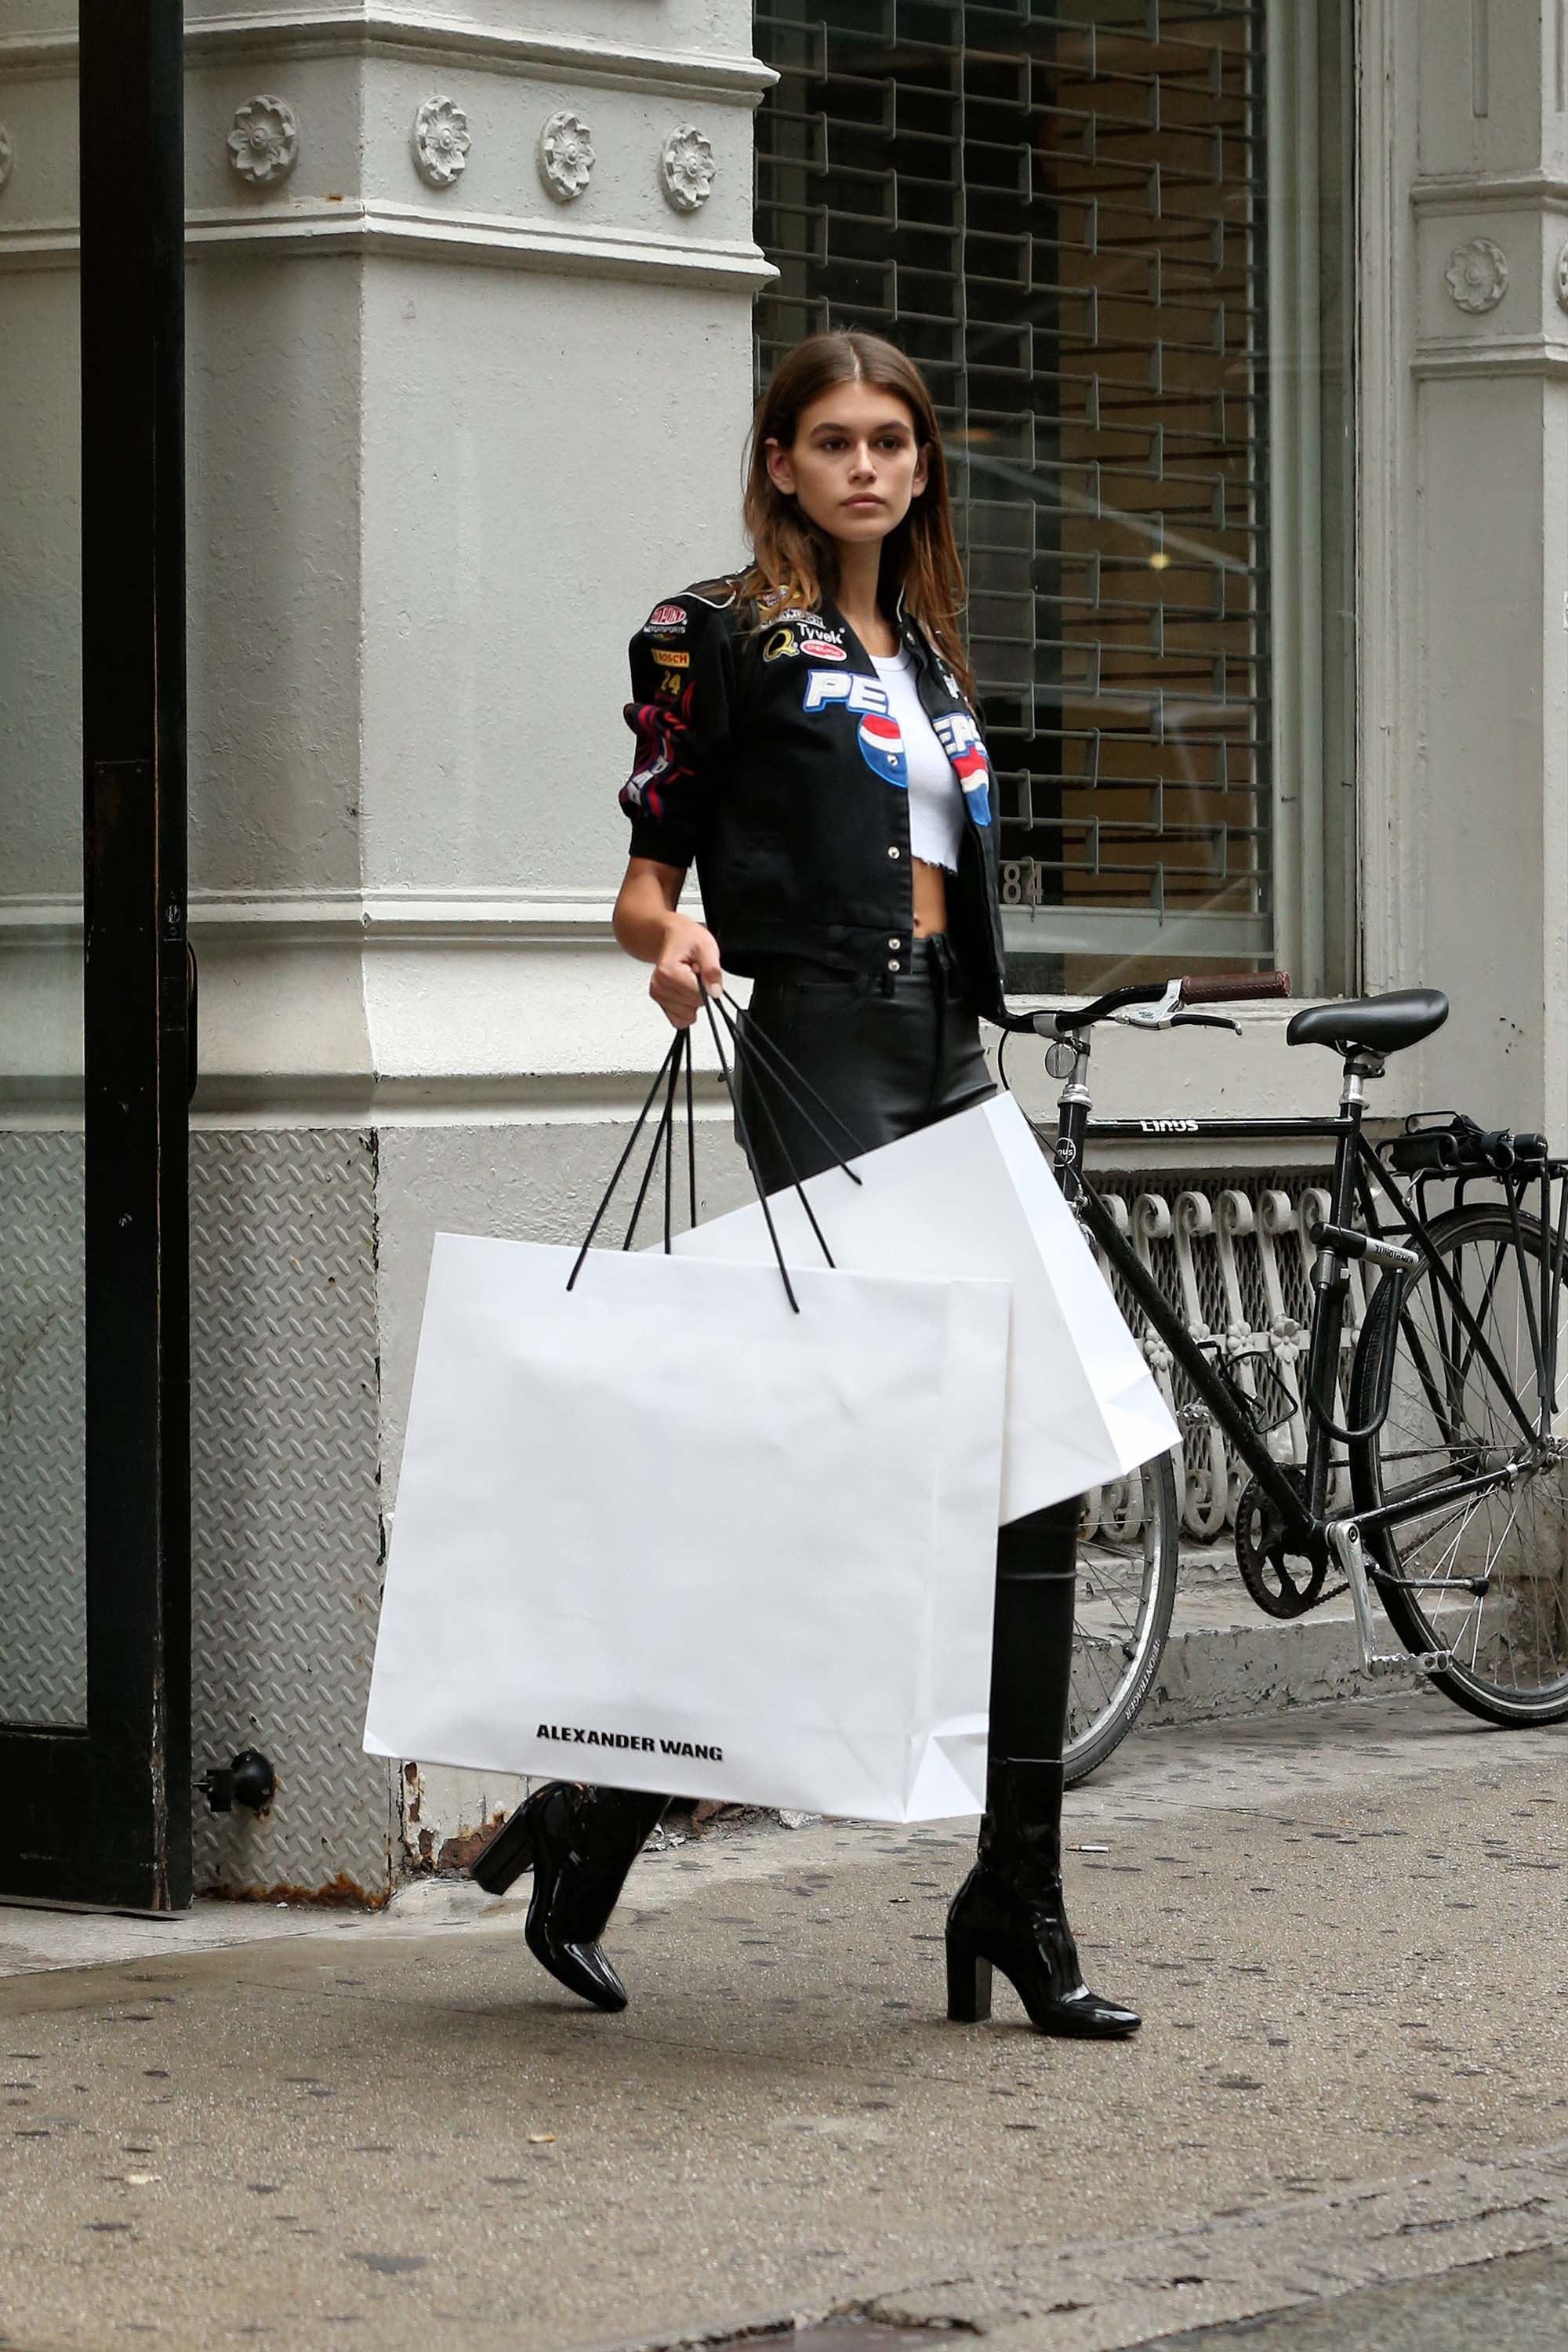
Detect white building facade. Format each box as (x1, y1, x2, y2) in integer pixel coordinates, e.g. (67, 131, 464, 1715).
(2, 0, 1563, 1896)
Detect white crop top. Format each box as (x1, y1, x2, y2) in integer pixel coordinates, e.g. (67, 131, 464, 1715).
(869, 646, 966, 874)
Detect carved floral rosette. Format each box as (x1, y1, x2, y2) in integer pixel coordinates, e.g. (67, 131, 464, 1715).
(413, 96, 471, 191)
(537, 111, 595, 203)
(227, 95, 299, 187)
(659, 123, 716, 213)
(1444, 235, 1509, 315)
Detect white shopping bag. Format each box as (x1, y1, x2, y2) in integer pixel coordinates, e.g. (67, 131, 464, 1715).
(363, 1234, 1010, 1822)
(676, 1090, 1177, 1521)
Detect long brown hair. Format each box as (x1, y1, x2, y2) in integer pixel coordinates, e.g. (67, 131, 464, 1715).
(739, 332, 976, 702)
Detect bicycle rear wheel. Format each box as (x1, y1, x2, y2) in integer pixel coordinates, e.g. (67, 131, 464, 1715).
(1350, 1203, 1568, 1726)
(1065, 1449, 1179, 1783)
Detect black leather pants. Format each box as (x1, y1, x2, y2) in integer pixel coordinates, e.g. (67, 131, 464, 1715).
(735, 932, 996, 1194)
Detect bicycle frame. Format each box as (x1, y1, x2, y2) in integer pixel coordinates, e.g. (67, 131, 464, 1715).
(1044, 1033, 1566, 1578)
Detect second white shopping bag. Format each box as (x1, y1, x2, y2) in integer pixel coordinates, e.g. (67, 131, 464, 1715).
(677, 1086, 1177, 1519)
(363, 1229, 1010, 1823)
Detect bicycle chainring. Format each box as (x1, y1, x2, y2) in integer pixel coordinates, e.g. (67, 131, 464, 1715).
(1233, 1468, 1328, 1619)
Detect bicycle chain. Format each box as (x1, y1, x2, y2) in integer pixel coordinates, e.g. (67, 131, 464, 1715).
(1233, 1468, 1346, 1617)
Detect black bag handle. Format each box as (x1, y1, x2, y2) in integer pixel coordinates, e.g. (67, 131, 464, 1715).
(567, 987, 866, 1313)
(708, 995, 866, 1188)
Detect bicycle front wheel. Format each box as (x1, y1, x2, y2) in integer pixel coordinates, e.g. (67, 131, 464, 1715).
(1350, 1203, 1568, 1726)
(1065, 1449, 1179, 1784)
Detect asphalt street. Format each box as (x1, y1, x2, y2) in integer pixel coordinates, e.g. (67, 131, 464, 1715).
(1, 1693, 1564, 2352)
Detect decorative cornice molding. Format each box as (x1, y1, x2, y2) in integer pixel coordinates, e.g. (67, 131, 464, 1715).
(0, 12, 776, 104)
(659, 122, 715, 213)
(411, 91, 470, 187)
(1443, 234, 1509, 314)
(1412, 339, 1568, 381)
(0, 890, 623, 949)
(227, 92, 301, 185)
(1411, 167, 1568, 217)
(0, 201, 778, 291)
(537, 109, 595, 205)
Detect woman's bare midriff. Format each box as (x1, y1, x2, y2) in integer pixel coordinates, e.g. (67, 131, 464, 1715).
(912, 858, 949, 938)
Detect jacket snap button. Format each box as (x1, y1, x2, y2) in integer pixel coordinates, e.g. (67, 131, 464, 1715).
(887, 936, 900, 949)
(887, 845, 900, 858)
(887, 957, 899, 971)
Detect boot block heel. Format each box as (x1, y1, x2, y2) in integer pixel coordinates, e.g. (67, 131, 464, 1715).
(946, 1935, 993, 2025)
(469, 1798, 539, 1895)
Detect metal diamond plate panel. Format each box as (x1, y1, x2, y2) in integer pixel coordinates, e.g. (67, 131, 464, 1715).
(189, 1128, 393, 1902)
(0, 1131, 87, 1726)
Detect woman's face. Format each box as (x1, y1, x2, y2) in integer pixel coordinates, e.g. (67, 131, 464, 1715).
(764, 381, 930, 550)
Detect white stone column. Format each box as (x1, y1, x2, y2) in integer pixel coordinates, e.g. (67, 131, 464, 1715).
(0, 0, 775, 1891)
(1363, 0, 1568, 1140)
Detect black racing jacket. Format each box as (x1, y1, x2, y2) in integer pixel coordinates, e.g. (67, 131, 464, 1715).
(618, 572, 1008, 1020)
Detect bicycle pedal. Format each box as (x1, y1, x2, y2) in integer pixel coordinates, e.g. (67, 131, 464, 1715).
(1364, 1647, 1453, 1678)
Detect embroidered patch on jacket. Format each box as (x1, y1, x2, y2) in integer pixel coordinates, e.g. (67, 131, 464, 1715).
(858, 710, 908, 786)
(801, 670, 889, 716)
(935, 710, 992, 826)
(652, 647, 690, 669)
(621, 688, 695, 822)
(765, 621, 846, 664)
(644, 603, 688, 635)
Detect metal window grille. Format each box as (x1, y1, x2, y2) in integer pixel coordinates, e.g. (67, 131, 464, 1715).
(754, 0, 1272, 987)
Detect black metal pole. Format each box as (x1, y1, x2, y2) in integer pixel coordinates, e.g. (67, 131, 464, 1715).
(78, 0, 190, 1908)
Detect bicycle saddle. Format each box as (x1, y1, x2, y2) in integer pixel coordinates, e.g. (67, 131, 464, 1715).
(1285, 987, 1449, 1057)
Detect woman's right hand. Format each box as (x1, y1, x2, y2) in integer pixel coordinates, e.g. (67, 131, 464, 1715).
(650, 916, 724, 1029)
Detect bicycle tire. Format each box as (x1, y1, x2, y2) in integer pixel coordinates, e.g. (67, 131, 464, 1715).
(1065, 1448, 1180, 1784)
(1349, 1203, 1568, 1727)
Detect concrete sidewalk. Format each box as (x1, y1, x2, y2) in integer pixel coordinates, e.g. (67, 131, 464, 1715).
(2, 1695, 1565, 2352)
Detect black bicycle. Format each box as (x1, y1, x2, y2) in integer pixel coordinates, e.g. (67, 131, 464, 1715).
(997, 974, 1568, 1782)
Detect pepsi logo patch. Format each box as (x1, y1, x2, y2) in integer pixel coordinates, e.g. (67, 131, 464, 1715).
(802, 670, 888, 715)
(935, 712, 993, 826)
(858, 711, 907, 787)
(952, 747, 991, 826)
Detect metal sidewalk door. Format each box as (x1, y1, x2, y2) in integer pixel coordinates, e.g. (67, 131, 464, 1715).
(0, 0, 191, 1910)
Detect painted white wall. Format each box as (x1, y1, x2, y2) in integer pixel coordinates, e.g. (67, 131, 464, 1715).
(358, 266, 752, 902)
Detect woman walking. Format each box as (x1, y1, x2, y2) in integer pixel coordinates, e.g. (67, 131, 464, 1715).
(471, 329, 1139, 2043)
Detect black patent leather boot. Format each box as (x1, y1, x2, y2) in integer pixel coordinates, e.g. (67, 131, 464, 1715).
(946, 1761, 1140, 2038)
(470, 1781, 669, 2012)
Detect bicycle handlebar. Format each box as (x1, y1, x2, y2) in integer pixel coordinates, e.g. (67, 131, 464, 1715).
(996, 970, 1291, 1036)
(1178, 970, 1292, 1006)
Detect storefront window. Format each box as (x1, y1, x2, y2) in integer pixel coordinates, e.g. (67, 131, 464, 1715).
(754, 0, 1355, 992)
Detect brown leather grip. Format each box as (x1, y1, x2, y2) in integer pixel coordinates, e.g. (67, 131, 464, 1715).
(1178, 970, 1291, 1005)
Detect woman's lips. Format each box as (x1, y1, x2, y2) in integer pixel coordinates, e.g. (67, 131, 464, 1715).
(844, 495, 884, 510)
